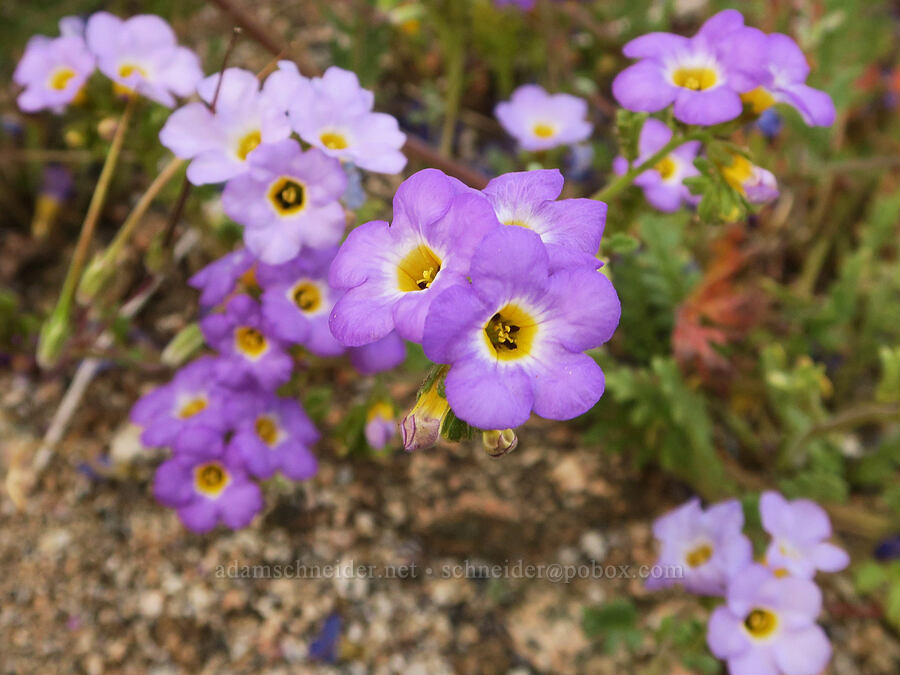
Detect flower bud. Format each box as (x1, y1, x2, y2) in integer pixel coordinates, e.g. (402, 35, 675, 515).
(482, 428, 518, 458)
(161, 323, 205, 367)
(364, 401, 396, 450)
(400, 372, 450, 452)
(97, 116, 120, 141)
(76, 252, 115, 305)
(31, 166, 72, 240)
(37, 311, 70, 369)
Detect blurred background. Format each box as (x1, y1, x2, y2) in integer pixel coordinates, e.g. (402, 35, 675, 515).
(1, 0, 899, 672)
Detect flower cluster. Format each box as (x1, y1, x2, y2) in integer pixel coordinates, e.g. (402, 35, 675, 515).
(647, 491, 849, 675)
(328, 167, 621, 442)
(609, 9, 834, 214)
(13, 12, 202, 113)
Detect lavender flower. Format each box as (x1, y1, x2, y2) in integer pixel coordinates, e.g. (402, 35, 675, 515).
(188, 248, 256, 308)
(741, 34, 835, 127)
(222, 140, 347, 264)
(495, 85, 592, 152)
(612, 9, 767, 126)
(14, 30, 94, 113)
(612, 119, 701, 212)
(707, 564, 831, 675)
(348, 331, 407, 375)
(160, 68, 292, 184)
(85, 12, 202, 107)
(364, 401, 396, 450)
(153, 445, 263, 533)
(482, 169, 606, 271)
(257, 246, 346, 356)
(274, 63, 407, 174)
(227, 392, 319, 480)
(199, 294, 293, 390)
(329, 169, 499, 345)
(760, 491, 849, 579)
(646, 497, 753, 596)
(421, 227, 620, 430)
(130, 356, 231, 453)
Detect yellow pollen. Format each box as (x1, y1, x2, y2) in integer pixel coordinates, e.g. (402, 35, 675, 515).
(685, 543, 713, 567)
(655, 156, 677, 180)
(533, 122, 556, 139)
(320, 131, 349, 150)
(291, 281, 322, 312)
(118, 63, 147, 80)
(235, 326, 267, 357)
(236, 130, 262, 161)
(397, 245, 443, 292)
(49, 67, 76, 91)
(773, 568, 790, 578)
(267, 176, 306, 215)
(177, 396, 208, 419)
(672, 66, 718, 91)
(255, 415, 279, 446)
(741, 86, 777, 115)
(193, 462, 229, 497)
(484, 304, 538, 361)
(743, 608, 778, 639)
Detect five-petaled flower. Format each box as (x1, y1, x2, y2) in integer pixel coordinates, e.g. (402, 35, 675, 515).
(495, 84, 593, 151)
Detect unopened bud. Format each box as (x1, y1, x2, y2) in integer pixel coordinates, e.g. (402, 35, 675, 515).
(365, 401, 396, 450)
(76, 252, 115, 305)
(482, 429, 518, 457)
(161, 323, 204, 367)
(400, 370, 450, 452)
(36, 311, 70, 369)
(97, 116, 119, 141)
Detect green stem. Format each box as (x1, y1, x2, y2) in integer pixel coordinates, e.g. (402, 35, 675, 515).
(37, 96, 136, 367)
(436, 4, 466, 158)
(77, 156, 185, 304)
(592, 130, 706, 202)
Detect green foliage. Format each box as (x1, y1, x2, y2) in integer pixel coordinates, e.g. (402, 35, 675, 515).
(582, 599, 642, 654)
(854, 560, 900, 632)
(655, 616, 721, 674)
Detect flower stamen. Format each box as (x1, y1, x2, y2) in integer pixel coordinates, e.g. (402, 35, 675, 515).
(193, 461, 230, 497)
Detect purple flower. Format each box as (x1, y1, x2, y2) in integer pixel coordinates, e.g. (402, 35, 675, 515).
(707, 564, 831, 675)
(494, 0, 537, 9)
(349, 331, 407, 375)
(199, 294, 293, 390)
(421, 227, 620, 430)
(721, 154, 779, 205)
(221, 140, 347, 263)
(160, 68, 293, 185)
(329, 169, 499, 346)
(227, 392, 319, 480)
(482, 169, 606, 271)
(188, 248, 256, 308)
(760, 491, 849, 579)
(612, 9, 767, 126)
(153, 444, 264, 533)
(85, 13, 202, 107)
(14, 30, 94, 113)
(495, 84, 592, 152)
(364, 401, 396, 450)
(741, 34, 835, 127)
(257, 246, 346, 356)
(612, 119, 701, 212)
(130, 356, 231, 453)
(646, 497, 753, 596)
(274, 63, 407, 174)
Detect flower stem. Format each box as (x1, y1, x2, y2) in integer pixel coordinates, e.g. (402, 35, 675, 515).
(592, 130, 706, 203)
(37, 96, 136, 368)
(435, 2, 467, 157)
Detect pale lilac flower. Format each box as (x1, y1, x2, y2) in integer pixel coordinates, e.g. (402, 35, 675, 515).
(707, 564, 831, 675)
(482, 169, 606, 270)
(364, 401, 396, 450)
(646, 497, 753, 596)
(199, 294, 293, 391)
(154, 443, 263, 533)
(188, 248, 255, 308)
(85, 12, 202, 107)
(221, 140, 347, 264)
(227, 392, 319, 480)
(741, 34, 835, 127)
(159, 68, 292, 184)
(760, 491, 850, 579)
(495, 84, 592, 151)
(612, 10, 767, 125)
(612, 119, 701, 212)
(14, 30, 94, 112)
(276, 63, 407, 174)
